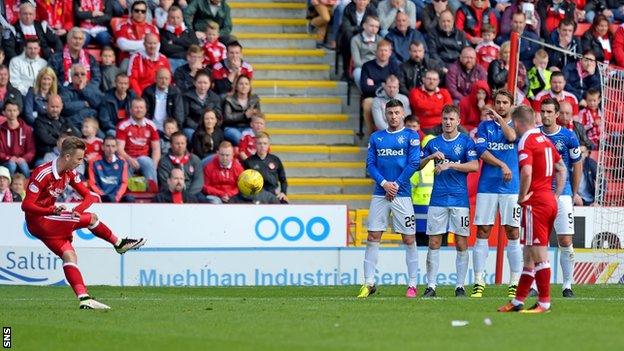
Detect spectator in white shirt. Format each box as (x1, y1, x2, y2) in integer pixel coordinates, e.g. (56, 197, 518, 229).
(9, 39, 47, 96)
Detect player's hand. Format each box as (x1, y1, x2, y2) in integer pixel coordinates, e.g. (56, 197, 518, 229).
(434, 162, 451, 175)
(53, 205, 67, 215)
(573, 193, 583, 206)
(484, 106, 503, 123)
(518, 191, 533, 204)
(500, 164, 512, 182)
(431, 151, 445, 161)
(385, 193, 395, 202)
(383, 182, 398, 197)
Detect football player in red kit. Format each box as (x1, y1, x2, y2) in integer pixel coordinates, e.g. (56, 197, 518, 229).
(497, 105, 567, 313)
(22, 137, 146, 309)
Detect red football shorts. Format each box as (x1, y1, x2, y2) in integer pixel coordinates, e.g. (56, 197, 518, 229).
(26, 212, 92, 257)
(520, 198, 558, 247)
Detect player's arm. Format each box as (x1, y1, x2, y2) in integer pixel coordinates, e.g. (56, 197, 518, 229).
(21, 185, 56, 216)
(498, 116, 517, 142)
(444, 160, 480, 173)
(71, 175, 99, 214)
(366, 137, 386, 187)
(418, 147, 444, 170)
(554, 158, 568, 197)
(518, 164, 532, 204)
(397, 133, 421, 190)
(480, 151, 512, 181)
(569, 138, 583, 205)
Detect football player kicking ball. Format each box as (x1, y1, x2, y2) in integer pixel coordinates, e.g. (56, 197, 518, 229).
(357, 99, 421, 298)
(540, 98, 582, 298)
(498, 106, 567, 313)
(22, 137, 146, 309)
(471, 89, 523, 298)
(419, 105, 479, 298)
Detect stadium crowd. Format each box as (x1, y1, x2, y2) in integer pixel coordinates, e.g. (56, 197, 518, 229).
(309, 0, 610, 205)
(0, 0, 615, 207)
(0, 0, 289, 204)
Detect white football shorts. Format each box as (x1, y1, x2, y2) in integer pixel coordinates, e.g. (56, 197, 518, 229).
(474, 193, 521, 227)
(368, 196, 415, 235)
(554, 195, 574, 235)
(426, 206, 471, 237)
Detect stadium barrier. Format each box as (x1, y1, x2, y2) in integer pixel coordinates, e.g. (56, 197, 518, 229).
(1, 204, 621, 286)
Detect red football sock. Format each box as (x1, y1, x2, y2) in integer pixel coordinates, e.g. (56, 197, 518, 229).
(535, 261, 551, 304)
(514, 267, 535, 303)
(89, 220, 119, 246)
(63, 263, 88, 298)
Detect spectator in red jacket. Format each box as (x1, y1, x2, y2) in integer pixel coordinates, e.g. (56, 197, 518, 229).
(0, 99, 35, 177)
(211, 41, 253, 95)
(35, 0, 73, 37)
(409, 69, 453, 133)
(459, 80, 491, 133)
(114, 0, 160, 65)
(445, 46, 488, 102)
(614, 23, 624, 67)
(202, 140, 243, 204)
(128, 33, 172, 96)
(455, 0, 498, 45)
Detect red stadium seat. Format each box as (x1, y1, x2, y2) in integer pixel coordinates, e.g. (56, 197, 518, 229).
(86, 46, 102, 62)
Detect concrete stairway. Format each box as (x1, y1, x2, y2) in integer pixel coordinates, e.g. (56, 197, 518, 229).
(231, 0, 372, 209)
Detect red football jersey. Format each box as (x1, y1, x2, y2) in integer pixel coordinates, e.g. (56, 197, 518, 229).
(84, 137, 103, 160)
(518, 128, 562, 196)
(116, 118, 159, 158)
(22, 159, 95, 221)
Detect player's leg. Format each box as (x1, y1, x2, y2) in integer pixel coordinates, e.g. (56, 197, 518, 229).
(83, 213, 146, 254)
(61, 249, 110, 310)
(357, 197, 387, 298)
(472, 193, 497, 297)
(392, 197, 418, 298)
(423, 206, 447, 297)
(554, 195, 575, 297)
(500, 194, 522, 297)
(450, 207, 470, 297)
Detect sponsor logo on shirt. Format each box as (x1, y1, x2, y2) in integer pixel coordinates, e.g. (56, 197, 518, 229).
(487, 142, 515, 151)
(377, 148, 405, 157)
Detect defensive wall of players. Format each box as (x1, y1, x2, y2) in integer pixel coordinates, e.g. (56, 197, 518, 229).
(1, 204, 621, 286)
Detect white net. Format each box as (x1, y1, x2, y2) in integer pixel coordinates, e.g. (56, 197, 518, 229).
(592, 63, 624, 284)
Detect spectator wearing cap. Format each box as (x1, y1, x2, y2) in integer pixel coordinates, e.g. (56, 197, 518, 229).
(157, 131, 203, 195)
(142, 68, 185, 132)
(0, 99, 35, 177)
(49, 27, 102, 88)
(446, 46, 487, 102)
(60, 63, 104, 130)
(4, 2, 63, 61)
(116, 97, 161, 185)
(160, 5, 199, 73)
(201, 140, 243, 203)
(98, 73, 137, 136)
(385, 11, 425, 63)
(426, 10, 470, 65)
(75, 0, 114, 47)
(211, 41, 253, 96)
(0, 165, 21, 202)
(128, 33, 171, 96)
(153, 167, 199, 203)
(33, 94, 79, 160)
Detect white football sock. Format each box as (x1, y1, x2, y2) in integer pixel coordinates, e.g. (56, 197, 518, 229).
(364, 241, 380, 286)
(507, 239, 522, 285)
(456, 250, 469, 288)
(405, 242, 418, 287)
(560, 245, 575, 290)
(473, 239, 489, 285)
(426, 248, 440, 289)
(531, 280, 537, 291)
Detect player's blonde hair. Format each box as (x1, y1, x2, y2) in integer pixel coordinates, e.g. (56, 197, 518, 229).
(511, 105, 535, 125)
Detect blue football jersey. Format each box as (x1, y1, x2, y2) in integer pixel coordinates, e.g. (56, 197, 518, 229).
(475, 120, 519, 194)
(367, 127, 421, 197)
(422, 133, 478, 208)
(541, 126, 581, 196)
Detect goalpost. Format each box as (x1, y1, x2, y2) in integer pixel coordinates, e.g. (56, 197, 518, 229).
(507, 32, 624, 285)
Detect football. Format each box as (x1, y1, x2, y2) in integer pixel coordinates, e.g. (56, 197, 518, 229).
(237, 169, 264, 197)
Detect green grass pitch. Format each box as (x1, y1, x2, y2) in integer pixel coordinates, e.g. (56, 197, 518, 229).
(2, 284, 623, 350)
